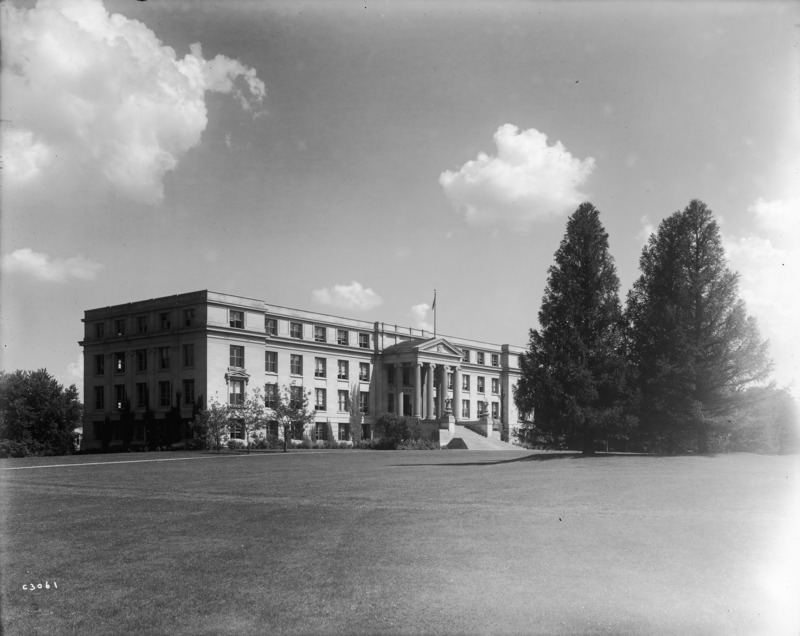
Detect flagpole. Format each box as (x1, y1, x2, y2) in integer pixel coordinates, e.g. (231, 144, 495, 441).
(433, 289, 437, 338)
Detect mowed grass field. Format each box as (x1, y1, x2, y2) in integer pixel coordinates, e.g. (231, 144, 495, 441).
(1, 450, 798, 635)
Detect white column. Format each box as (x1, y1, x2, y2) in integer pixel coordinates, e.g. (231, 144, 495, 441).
(454, 366, 462, 420)
(426, 363, 435, 419)
(414, 362, 422, 418)
(395, 363, 403, 415)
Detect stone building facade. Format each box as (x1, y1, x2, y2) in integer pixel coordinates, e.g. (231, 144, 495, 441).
(79, 290, 524, 448)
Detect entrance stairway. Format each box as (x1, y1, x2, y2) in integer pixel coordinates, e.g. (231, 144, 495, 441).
(447, 424, 520, 451)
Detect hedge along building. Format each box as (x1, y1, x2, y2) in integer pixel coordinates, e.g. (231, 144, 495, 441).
(79, 290, 524, 449)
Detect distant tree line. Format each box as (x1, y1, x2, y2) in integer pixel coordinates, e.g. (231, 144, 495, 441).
(514, 199, 798, 455)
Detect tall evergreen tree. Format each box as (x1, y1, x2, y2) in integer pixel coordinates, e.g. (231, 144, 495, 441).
(515, 203, 629, 455)
(626, 200, 772, 453)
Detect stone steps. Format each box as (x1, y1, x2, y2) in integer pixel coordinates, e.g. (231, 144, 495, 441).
(449, 425, 520, 451)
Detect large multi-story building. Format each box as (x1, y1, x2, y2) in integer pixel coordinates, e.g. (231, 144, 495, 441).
(79, 290, 524, 448)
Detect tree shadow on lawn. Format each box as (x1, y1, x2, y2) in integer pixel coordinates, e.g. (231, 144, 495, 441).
(391, 451, 658, 468)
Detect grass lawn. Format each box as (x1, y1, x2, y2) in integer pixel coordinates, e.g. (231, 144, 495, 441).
(1, 449, 798, 635)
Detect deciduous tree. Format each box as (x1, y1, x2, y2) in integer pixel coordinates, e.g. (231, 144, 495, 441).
(626, 200, 772, 453)
(348, 383, 362, 444)
(269, 385, 315, 452)
(0, 369, 83, 456)
(515, 203, 630, 455)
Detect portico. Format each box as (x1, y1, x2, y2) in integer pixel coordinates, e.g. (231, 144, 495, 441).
(381, 337, 466, 421)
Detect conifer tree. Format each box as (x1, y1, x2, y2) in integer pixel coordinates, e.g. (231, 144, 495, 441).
(626, 199, 772, 453)
(515, 203, 629, 455)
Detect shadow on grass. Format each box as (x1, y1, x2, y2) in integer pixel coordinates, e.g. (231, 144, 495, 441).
(392, 451, 658, 467)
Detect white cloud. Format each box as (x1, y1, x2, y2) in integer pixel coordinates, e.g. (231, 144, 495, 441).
(1, 248, 103, 282)
(411, 303, 433, 333)
(726, 198, 799, 388)
(65, 353, 84, 395)
(0, 0, 265, 205)
(638, 215, 656, 245)
(439, 124, 596, 230)
(312, 281, 382, 311)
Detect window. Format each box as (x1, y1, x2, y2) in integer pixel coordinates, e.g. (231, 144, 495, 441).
(229, 345, 244, 368)
(316, 422, 327, 440)
(115, 384, 126, 410)
(115, 319, 125, 336)
(314, 326, 326, 342)
(491, 354, 499, 367)
(387, 393, 395, 414)
(337, 329, 349, 345)
(265, 351, 277, 374)
(182, 343, 194, 368)
(492, 402, 499, 419)
(265, 383, 278, 409)
(402, 367, 411, 386)
(292, 421, 304, 440)
(290, 385, 303, 408)
(230, 419, 245, 440)
(338, 422, 350, 441)
(290, 322, 303, 339)
(158, 381, 171, 407)
(477, 352, 485, 365)
(315, 388, 327, 411)
(95, 322, 105, 339)
(159, 312, 171, 330)
(184, 308, 195, 327)
(94, 354, 104, 375)
(136, 349, 147, 372)
(136, 382, 148, 408)
(183, 379, 195, 405)
(94, 386, 104, 410)
(478, 400, 486, 415)
(358, 333, 370, 349)
(360, 391, 369, 413)
(136, 316, 148, 334)
(229, 310, 244, 329)
(491, 378, 499, 394)
(462, 349, 470, 363)
(359, 362, 370, 382)
(338, 360, 348, 380)
(387, 367, 395, 384)
(338, 390, 349, 411)
(114, 352, 125, 373)
(462, 400, 470, 418)
(290, 354, 303, 375)
(229, 379, 244, 407)
(447, 373, 453, 390)
(477, 376, 485, 393)
(159, 346, 171, 370)
(315, 357, 327, 378)
(462, 374, 470, 391)
(265, 317, 277, 335)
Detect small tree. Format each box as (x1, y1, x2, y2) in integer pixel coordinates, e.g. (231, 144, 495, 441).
(271, 384, 315, 452)
(234, 387, 266, 453)
(348, 383, 362, 444)
(191, 395, 229, 451)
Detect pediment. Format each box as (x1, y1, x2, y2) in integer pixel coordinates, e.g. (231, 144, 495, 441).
(415, 338, 464, 359)
(225, 368, 251, 383)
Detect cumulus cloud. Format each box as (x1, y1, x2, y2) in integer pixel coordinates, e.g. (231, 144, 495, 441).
(439, 124, 596, 230)
(0, 0, 265, 205)
(411, 303, 433, 333)
(638, 215, 656, 245)
(1, 248, 103, 282)
(726, 198, 799, 388)
(312, 281, 382, 311)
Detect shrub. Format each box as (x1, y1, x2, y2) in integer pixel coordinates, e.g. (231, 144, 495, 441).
(227, 439, 246, 450)
(299, 437, 313, 449)
(397, 439, 440, 450)
(0, 440, 29, 458)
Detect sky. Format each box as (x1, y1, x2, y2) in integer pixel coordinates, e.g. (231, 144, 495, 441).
(1, 0, 798, 398)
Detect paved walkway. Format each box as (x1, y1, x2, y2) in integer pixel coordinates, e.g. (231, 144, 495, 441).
(449, 425, 521, 450)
